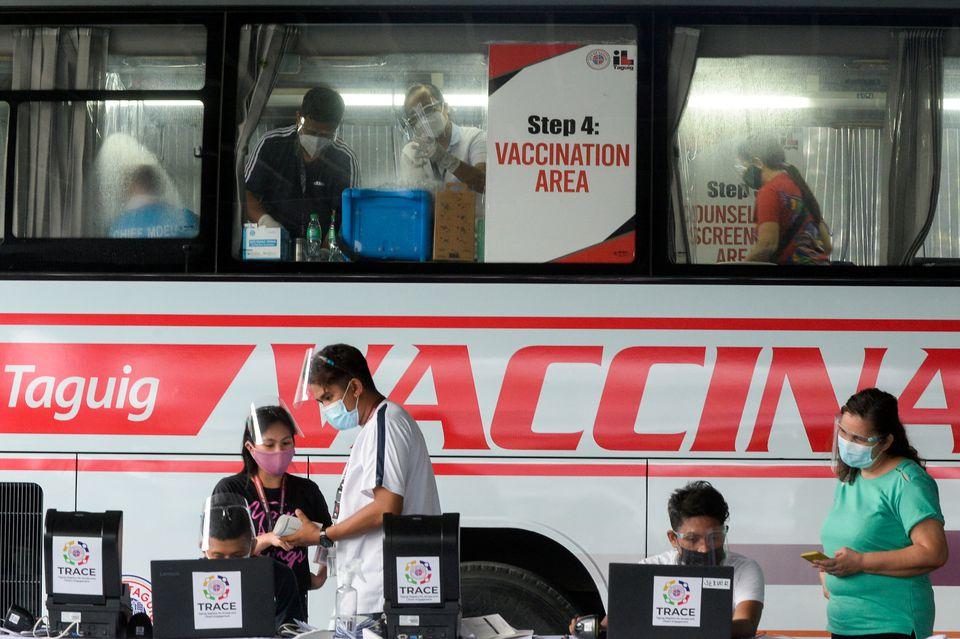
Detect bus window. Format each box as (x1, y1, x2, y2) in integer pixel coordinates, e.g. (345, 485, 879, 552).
(671, 25, 955, 268)
(0, 25, 205, 91)
(13, 101, 203, 239)
(235, 23, 636, 265)
(921, 56, 960, 262)
(0, 102, 8, 243)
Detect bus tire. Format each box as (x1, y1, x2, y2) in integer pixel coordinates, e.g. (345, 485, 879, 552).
(460, 561, 579, 634)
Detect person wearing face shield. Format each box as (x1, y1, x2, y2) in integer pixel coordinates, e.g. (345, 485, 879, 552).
(212, 400, 332, 618)
(279, 343, 441, 620)
(398, 83, 486, 193)
(244, 85, 361, 239)
(570, 481, 764, 639)
(200, 493, 305, 629)
(816, 388, 947, 639)
(736, 135, 831, 265)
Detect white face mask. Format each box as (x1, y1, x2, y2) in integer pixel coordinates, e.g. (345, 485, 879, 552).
(300, 133, 333, 159)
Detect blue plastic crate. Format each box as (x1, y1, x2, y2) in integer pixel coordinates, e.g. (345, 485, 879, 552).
(341, 188, 434, 261)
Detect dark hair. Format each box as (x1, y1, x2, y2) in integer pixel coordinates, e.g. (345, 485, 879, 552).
(300, 85, 345, 125)
(737, 134, 823, 224)
(667, 481, 729, 530)
(306, 343, 377, 393)
(207, 495, 254, 543)
(241, 405, 298, 476)
(836, 388, 924, 484)
(129, 164, 162, 196)
(405, 82, 444, 108)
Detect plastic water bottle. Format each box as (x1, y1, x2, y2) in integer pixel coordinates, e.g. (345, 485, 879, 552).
(326, 219, 345, 262)
(305, 214, 323, 261)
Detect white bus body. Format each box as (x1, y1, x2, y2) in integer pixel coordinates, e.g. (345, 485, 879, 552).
(1, 280, 958, 635)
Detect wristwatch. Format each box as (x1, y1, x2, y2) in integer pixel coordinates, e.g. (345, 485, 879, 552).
(319, 528, 334, 548)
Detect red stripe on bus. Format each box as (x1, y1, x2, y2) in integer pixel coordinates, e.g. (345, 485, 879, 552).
(1, 458, 958, 479)
(0, 458, 75, 471)
(1, 313, 960, 332)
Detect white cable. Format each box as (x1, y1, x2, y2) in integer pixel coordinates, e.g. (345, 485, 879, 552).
(48, 622, 77, 639)
(30, 616, 47, 638)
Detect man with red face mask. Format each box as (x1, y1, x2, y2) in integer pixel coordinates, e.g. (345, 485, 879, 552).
(213, 400, 332, 619)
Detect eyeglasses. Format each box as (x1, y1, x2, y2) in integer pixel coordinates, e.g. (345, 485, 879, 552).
(672, 525, 728, 547)
(835, 415, 884, 445)
(402, 101, 443, 128)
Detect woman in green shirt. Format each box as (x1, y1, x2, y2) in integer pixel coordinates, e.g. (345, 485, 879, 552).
(816, 388, 948, 639)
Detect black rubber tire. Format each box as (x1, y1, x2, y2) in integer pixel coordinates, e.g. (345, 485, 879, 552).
(460, 561, 579, 635)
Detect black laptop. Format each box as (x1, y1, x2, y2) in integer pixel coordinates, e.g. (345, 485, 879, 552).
(607, 563, 734, 639)
(151, 557, 276, 639)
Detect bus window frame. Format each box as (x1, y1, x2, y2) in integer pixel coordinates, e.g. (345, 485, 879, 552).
(0, 9, 222, 274)
(650, 6, 960, 283)
(218, 7, 652, 279)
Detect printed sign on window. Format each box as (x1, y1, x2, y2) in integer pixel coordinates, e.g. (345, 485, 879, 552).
(396, 556, 441, 604)
(192, 571, 242, 630)
(486, 43, 637, 263)
(52, 536, 103, 596)
(652, 576, 702, 627)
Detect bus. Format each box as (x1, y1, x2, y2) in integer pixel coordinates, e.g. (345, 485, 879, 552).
(0, 1, 958, 636)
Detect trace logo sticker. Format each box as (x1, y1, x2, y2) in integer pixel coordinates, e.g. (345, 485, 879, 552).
(403, 560, 433, 586)
(586, 48, 611, 70)
(201, 574, 231, 601)
(62, 540, 90, 567)
(661, 579, 691, 606)
(396, 556, 441, 605)
(652, 575, 702, 628)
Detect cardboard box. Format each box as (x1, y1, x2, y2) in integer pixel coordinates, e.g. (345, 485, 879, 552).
(432, 186, 477, 261)
(242, 225, 290, 260)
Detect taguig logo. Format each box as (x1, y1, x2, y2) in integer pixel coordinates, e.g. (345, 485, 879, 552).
(201, 575, 231, 602)
(62, 540, 90, 567)
(662, 579, 691, 606)
(403, 560, 433, 586)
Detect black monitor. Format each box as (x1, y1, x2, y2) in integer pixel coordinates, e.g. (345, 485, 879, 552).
(383, 513, 460, 639)
(43, 509, 131, 638)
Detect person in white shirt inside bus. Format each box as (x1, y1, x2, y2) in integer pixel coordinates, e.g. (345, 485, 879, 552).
(280, 343, 441, 625)
(398, 83, 486, 193)
(571, 481, 765, 639)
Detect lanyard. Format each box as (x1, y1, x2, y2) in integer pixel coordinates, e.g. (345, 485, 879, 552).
(252, 475, 286, 523)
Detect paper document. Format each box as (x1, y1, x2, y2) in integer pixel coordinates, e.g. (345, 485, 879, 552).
(459, 614, 533, 639)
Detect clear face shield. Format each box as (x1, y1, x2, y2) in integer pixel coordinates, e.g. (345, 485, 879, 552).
(292, 347, 361, 431)
(247, 396, 303, 446)
(200, 493, 256, 557)
(293, 346, 320, 410)
(671, 525, 728, 567)
(246, 397, 302, 477)
(832, 412, 886, 471)
(398, 101, 445, 142)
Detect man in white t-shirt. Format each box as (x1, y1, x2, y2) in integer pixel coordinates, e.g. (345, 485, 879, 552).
(282, 343, 441, 616)
(398, 83, 486, 193)
(571, 481, 764, 639)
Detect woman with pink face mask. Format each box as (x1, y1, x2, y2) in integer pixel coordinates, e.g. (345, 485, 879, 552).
(212, 400, 332, 618)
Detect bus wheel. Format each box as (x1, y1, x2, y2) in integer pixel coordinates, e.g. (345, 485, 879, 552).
(460, 561, 579, 634)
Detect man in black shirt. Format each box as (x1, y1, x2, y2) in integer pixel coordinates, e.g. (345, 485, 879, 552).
(244, 85, 360, 238)
(201, 493, 304, 630)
